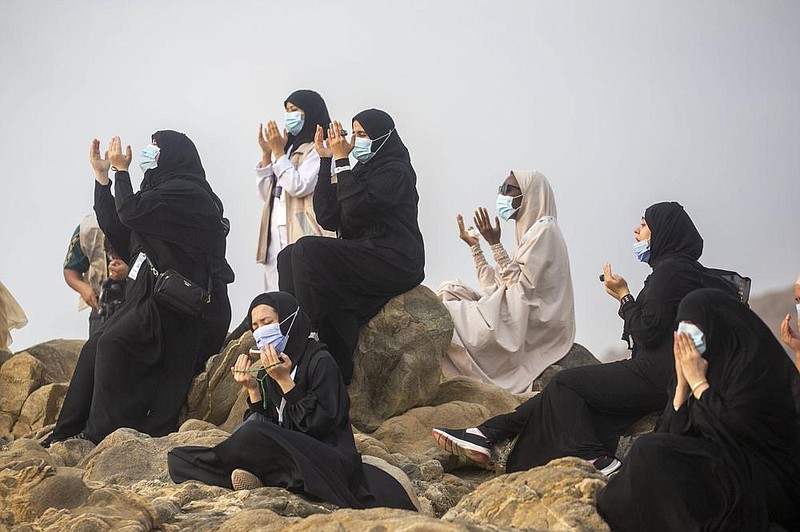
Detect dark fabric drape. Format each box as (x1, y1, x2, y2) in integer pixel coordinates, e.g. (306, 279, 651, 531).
(51, 130, 233, 443)
(597, 289, 800, 532)
(278, 109, 424, 383)
(284, 89, 331, 151)
(478, 202, 723, 471)
(168, 292, 415, 511)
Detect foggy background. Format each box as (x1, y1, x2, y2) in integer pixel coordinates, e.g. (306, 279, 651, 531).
(2, 1, 798, 360)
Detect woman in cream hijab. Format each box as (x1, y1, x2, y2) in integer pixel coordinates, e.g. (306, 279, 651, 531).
(438, 170, 575, 393)
(0, 280, 27, 353)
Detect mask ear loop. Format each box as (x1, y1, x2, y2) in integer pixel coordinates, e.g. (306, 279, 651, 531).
(369, 129, 394, 157)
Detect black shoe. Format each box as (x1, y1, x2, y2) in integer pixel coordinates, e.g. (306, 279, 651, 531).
(591, 455, 621, 476)
(432, 428, 492, 464)
(39, 433, 62, 448)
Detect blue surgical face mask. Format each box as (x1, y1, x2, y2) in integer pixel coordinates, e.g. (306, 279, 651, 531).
(140, 145, 160, 172)
(677, 322, 707, 354)
(352, 129, 393, 163)
(284, 111, 304, 136)
(252, 309, 299, 354)
(496, 194, 522, 221)
(633, 239, 651, 263)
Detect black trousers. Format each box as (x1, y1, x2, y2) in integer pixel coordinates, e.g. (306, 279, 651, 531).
(479, 359, 669, 472)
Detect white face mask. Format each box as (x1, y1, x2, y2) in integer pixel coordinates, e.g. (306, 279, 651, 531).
(677, 321, 707, 354)
(795, 302, 800, 318)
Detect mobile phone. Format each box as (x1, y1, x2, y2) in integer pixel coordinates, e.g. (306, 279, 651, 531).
(599, 274, 605, 282)
(249, 349, 261, 356)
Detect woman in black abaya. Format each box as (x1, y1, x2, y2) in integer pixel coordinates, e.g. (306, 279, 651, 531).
(168, 292, 416, 511)
(597, 289, 800, 531)
(44, 132, 233, 445)
(277, 109, 425, 383)
(434, 202, 736, 473)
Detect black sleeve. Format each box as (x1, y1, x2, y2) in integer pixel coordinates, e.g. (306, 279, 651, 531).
(335, 161, 409, 219)
(281, 354, 346, 438)
(621, 268, 692, 349)
(94, 180, 132, 263)
(313, 157, 341, 231)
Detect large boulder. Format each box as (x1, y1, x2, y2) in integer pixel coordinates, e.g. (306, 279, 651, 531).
(12, 382, 68, 437)
(0, 353, 45, 438)
(183, 331, 256, 426)
(15, 339, 85, 384)
(430, 376, 527, 417)
(443, 457, 610, 531)
(348, 285, 453, 432)
(80, 426, 231, 486)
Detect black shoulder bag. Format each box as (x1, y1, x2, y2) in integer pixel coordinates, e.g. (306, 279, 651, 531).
(148, 256, 212, 316)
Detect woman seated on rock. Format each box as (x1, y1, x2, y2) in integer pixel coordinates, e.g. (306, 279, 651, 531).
(597, 288, 800, 531)
(433, 202, 737, 476)
(168, 292, 417, 511)
(437, 170, 575, 393)
(43, 132, 233, 446)
(277, 109, 425, 383)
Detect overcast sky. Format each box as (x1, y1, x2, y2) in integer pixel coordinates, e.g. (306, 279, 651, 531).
(2, 1, 798, 360)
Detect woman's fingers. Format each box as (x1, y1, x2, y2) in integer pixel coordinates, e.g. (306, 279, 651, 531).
(457, 214, 465, 231)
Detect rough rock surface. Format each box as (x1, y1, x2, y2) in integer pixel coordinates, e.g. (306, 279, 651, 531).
(183, 331, 257, 426)
(348, 285, 453, 431)
(12, 382, 68, 437)
(0, 353, 45, 438)
(532, 343, 600, 392)
(444, 457, 610, 531)
(15, 339, 85, 384)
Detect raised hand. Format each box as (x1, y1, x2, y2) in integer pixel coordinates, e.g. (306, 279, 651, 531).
(108, 136, 132, 172)
(257, 123, 272, 166)
(89, 139, 111, 185)
(781, 313, 800, 354)
(261, 343, 293, 392)
(265, 120, 288, 159)
(675, 331, 708, 397)
(230, 353, 259, 391)
(457, 214, 479, 247)
(672, 331, 690, 409)
(314, 125, 332, 158)
(328, 120, 354, 159)
(602, 263, 630, 301)
(474, 207, 501, 245)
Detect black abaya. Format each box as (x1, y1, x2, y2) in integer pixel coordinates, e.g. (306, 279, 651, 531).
(478, 202, 734, 471)
(168, 292, 416, 511)
(597, 289, 800, 532)
(51, 131, 233, 443)
(278, 109, 424, 383)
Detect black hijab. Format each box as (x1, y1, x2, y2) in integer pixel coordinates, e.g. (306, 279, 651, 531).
(350, 108, 413, 178)
(140, 130, 225, 216)
(673, 288, 800, 522)
(284, 89, 331, 152)
(644, 201, 703, 267)
(246, 291, 312, 365)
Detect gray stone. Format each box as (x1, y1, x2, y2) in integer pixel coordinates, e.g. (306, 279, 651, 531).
(348, 285, 453, 432)
(532, 343, 600, 392)
(15, 339, 85, 384)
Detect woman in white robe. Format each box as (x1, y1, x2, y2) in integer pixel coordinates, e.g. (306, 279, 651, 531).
(438, 169, 575, 393)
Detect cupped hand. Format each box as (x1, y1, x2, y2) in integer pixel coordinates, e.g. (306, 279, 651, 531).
(474, 207, 501, 245)
(108, 259, 129, 281)
(602, 263, 630, 301)
(672, 330, 690, 408)
(108, 136, 132, 171)
(457, 214, 479, 247)
(89, 139, 111, 184)
(261, 343, 292, 383)
(328, 120, 354, 159)
(675, 331, 708, 389)
(257, 122, 272, 156)
(314, 125, 332, 158)
(265, 120, 287, 158)
(230, 353, 259, 391)
(780, 314, 800, 352)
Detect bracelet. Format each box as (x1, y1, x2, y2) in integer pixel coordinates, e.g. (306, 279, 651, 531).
(334, 165, 351, 174)
(618, 294, 634, 318)
(690, 380, 708, 393)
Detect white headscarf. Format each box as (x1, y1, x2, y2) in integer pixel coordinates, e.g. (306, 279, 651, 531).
(442, 170, 576, 392)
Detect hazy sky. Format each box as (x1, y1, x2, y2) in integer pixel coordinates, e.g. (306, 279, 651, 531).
(2, 1, 798, 360)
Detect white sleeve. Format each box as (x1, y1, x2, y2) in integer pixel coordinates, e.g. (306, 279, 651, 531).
(273, 149, 320, 198)
(256, 161, 275, 201)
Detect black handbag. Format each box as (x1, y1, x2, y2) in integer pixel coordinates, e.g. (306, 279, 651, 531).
(148, 257, 211, 316)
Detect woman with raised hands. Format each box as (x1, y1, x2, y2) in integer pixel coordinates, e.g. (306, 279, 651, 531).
(598, 288, 800, 531)
(43, 132, 234, 446)
(277, 109, 425, 383)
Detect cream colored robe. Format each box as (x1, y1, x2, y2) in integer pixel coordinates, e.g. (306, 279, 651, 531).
(0, 281, 27, 351)
(77, 214, 108, 311)
(438, 170, 576, 393)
